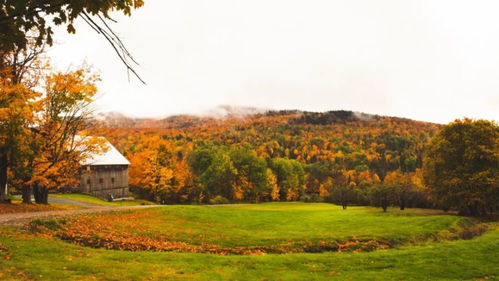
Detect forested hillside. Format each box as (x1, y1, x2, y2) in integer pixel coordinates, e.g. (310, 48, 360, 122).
(95, 110, 441, 207)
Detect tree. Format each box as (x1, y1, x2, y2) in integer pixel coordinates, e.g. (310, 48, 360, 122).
(384, 170, 413, 210)
(188, 146, 238, 202)
(410, 169, 432, 209)
(270, 158, 305, 201)
(201, 152, 237, 201)
(370, 184, 393, 212)
(0, 0, 145, 82)
(129, 137, 175, 202)
(0, 39, 45, 203)
(0, 78, 38, 202)
(229, 148, 269, 202)
(28, 68, 103, 204)
(267, 169, 280, 201)
(327, 170, 357, 209)
(423, 119, 498, 216)
(305, 161, 333, 196)
(329, 183, 357, 210)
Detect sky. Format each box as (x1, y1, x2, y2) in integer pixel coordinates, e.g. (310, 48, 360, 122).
(46, 0, 499, 124)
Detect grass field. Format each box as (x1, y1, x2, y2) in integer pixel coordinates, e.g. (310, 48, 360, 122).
(50, 193, 155, 207)
(0, 203, 497, 280)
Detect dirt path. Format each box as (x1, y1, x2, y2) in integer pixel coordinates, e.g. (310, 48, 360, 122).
(0, 205, 161, 226)
(12, 195, 104, 208)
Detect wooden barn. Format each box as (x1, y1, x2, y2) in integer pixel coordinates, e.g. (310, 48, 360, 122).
(79, 138, 130, 199)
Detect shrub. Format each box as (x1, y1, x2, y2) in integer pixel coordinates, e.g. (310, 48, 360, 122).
(209, 195, 230, 205)
(29, 218, 65, 232)
(301, 194, 323, 203)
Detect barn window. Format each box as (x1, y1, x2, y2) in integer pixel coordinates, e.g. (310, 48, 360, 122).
(99, 178, 104, 184)
(111, 178, 115, 185)
(86, 179, 91, 186)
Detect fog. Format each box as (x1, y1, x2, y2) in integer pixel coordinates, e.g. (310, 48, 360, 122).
(47, 0, 499, 123)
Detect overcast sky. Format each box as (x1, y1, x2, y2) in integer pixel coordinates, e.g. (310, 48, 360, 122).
(47, 0, 499, 123)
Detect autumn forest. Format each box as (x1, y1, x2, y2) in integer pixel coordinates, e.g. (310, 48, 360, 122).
(96, 110, 439, 208)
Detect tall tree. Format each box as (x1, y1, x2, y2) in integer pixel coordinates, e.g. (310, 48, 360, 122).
(0, 38, 46, 203)
(129, 137, 177, 203)
(328, 170, 357, 209)
(270, 158, 305, 201)
(370, 184, 393, 212)
(423, 119, 499, 216)
(384, 170, 413, 210)
(28, 68, 103, 204)
(229, 148, 269, 202)
(188, 147, 238, 202)
(0, 77, 38, 202)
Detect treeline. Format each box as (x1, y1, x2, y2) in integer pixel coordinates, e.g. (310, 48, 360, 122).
(130, 141, 432, 210)
(98, 111, 441, 210)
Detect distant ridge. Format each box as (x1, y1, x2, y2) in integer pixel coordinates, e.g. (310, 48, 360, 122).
(95, 107, 437, 129)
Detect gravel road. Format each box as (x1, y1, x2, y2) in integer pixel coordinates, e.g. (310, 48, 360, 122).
(0, 205, 160, 226)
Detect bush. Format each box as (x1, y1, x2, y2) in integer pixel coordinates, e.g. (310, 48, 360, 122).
(458, 224, 488, 240)
(301, 194, 323, 203)
(29, 218, 65, 232)
(209, 195, 230, 205)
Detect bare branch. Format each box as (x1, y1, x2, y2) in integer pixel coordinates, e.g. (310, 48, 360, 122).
(81, 12, 146, 84)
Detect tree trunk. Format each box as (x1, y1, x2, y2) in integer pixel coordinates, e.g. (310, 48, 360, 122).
(34, 187, 49, 204)
(381, 197, 388, 212)
(0, 149, 8, 202)
(41, 188, 49, 204)
(22, 185, 32, 204)
(33, 186, 43, 204)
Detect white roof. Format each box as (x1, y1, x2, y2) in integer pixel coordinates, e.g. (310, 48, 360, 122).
(80, 137, 130, 166)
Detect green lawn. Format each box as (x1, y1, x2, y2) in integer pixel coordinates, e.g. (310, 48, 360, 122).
(148, 203, 467, 247)
(50, 193, 155, 207)
(0, 203, 497, 280)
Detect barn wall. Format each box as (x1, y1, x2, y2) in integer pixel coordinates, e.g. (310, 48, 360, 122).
(80, 165, 129, 199)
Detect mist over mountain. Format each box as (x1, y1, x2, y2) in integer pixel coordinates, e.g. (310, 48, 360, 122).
(95, 106, 436, 130)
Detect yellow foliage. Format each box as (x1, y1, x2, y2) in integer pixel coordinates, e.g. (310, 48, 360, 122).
(267, 169, 280, 201)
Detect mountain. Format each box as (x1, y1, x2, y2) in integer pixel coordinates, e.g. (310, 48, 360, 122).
(95, 107, 435, 130)
(94, 106, 442, 206)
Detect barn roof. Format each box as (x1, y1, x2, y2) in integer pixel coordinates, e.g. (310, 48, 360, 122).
(80, 137, 130, 166)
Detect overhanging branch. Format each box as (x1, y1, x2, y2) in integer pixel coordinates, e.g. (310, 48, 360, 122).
(80, 12, 146, 84)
